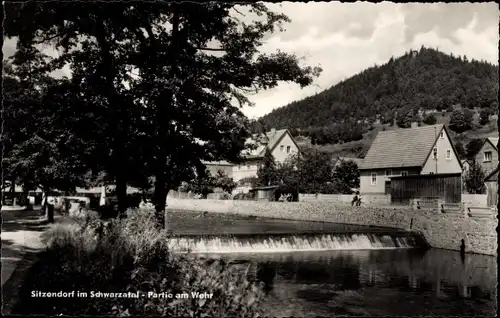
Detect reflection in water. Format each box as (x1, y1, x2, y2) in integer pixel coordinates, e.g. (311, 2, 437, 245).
(215, 248, 497, 317)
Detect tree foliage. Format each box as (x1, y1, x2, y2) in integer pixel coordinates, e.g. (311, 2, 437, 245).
(423, 113, 437, 125)
(449, 109, 473, 134)
(464, 160, 486, 194)
(256, 149, 279, 186)
(465, 139, 484, 159)
(454, 141, 466, 160)
(332, 160, 360, 194)
(4, 2, 321, 226)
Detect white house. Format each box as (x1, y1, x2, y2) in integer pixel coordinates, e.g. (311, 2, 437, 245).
(203, 128, 300, 184)
(358, 123, 463, 195)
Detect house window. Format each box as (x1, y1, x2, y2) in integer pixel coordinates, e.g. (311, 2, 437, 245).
(286, 146, 291, 153)
(429, 172, 434, 174)
(280, 145, 284, 152)
(440, 131, 444, 139)
(446, 149, 451, 160)
(371, 173, 377, 185)
(385, 169, 392, 176)
(401, 171, 408, 176)
(484, 151, 492, 162)
(432, 147, 438, 159)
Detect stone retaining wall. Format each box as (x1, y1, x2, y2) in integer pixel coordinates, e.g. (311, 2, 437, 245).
(167, 198, 498, 256)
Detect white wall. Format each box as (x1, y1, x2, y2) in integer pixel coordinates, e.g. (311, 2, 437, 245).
(271, 132, 299, 164)
(421, 130, 462, 174)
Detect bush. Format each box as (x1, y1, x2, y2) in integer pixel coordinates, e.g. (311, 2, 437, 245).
(272, 185, 299, 202)
(15, 208, 264, 317)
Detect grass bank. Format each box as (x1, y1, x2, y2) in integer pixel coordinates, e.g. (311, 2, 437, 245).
(11, 209, 264, 317)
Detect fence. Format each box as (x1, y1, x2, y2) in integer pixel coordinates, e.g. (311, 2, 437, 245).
(391, 173, 462, 205)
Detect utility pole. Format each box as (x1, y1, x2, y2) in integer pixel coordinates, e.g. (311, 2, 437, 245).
(434, 126, 438, 174)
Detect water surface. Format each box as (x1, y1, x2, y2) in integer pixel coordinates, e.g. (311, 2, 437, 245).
(215, 248, 497, 317)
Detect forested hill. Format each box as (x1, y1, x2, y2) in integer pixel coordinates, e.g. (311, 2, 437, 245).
(258, 47, 498, 135)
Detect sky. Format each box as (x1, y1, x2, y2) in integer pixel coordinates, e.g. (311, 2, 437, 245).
(242, 2, 499, 119)
(3, 2, 499, 119)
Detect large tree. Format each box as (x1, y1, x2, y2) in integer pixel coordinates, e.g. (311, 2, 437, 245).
(5, 2, 321, 227)
(463, 160, 486, 194)
(256, 149, 279, 187)
(2, 52, 91, 218)
(332, 160, 360, 194)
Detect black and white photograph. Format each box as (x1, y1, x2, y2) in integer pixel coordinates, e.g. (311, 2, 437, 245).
(1, 1, 498, 317)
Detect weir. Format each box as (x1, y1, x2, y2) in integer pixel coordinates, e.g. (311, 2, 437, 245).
(167, 231, 428, 254)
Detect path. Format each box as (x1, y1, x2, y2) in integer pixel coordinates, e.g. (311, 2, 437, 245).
(1, 208, 48, 286)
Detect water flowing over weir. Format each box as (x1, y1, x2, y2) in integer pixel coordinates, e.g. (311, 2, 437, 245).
(167, 232, 427, 254)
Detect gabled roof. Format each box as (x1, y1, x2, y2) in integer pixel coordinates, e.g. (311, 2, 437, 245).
(485, 137, 499, 150)
(243, 129, 296, 159)
(359, 124, 446, 170)
(203, 129, 299, 165)
(484, 166, 499, 182)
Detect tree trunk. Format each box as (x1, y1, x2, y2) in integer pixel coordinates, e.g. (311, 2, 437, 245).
(153, 172, 169, 231)
(116, 173, 128, 218)
(42, 188, 54, 223)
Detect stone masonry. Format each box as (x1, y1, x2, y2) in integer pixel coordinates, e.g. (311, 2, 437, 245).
(167, 198, 498, 256)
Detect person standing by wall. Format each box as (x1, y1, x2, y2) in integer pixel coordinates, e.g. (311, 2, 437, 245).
(351, 192, 359, 206)
(356, 193, 363, 206)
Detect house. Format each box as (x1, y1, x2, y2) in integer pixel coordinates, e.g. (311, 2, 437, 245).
(203, 160, 234, 179)
(484, 167, 498, 207)
(358, 123, 462, 195)
(474, 137, 498, 175)
(461, 159, 473, 173)
(333, 157, 363, 169)
(203, 128, 300, 183)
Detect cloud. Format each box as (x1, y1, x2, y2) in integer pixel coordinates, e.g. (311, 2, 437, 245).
(3, 3, 498, 120)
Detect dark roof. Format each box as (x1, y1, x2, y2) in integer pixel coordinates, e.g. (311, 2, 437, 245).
(484, 167, 499, 182)
(249, 185, 280, 191)
(359, 124, 444, 170)
(485, 137, 499, 150)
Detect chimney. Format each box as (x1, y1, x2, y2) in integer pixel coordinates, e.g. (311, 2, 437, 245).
(270, 128, 276, 135)
(411, 122, 418, 129)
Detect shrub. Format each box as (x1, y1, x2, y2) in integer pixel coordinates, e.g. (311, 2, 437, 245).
(15, 208, 264, 317)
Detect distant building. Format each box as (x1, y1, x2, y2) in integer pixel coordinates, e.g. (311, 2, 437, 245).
(484, 167, 498, 207)
(333, 156, 363, 169)
(203, 129, 300, 183)
(474, 137, 498, 175)
(358, 123, 462, 195)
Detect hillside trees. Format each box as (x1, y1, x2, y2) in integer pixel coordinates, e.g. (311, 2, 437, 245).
(449, 109, 473, 134)
(5, 2, 321, 227)
(423, 113, 437, 125)
(259, 47, 498, 139)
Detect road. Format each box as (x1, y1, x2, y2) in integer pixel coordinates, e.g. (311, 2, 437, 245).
(1, 208, 47, 286)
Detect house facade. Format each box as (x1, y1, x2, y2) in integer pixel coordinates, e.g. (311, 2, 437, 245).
(475, 137, 498, 174)
(204, 129, 300, 183)
(358, 123, 462, 195)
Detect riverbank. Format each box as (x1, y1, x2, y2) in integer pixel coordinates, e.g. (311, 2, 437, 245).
(166, 198, 498, 256)
(5, 209, 264, 317)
